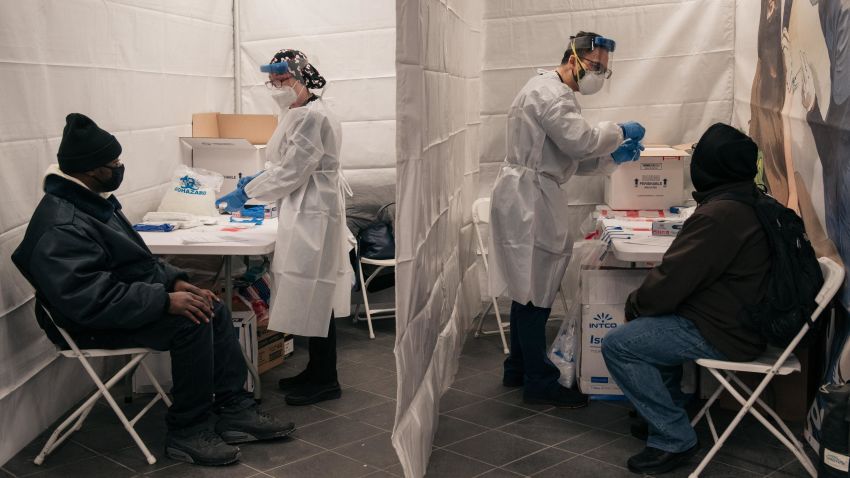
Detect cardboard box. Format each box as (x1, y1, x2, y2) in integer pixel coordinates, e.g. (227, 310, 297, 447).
(652, 219, 684, 237)
(578, 269, 649, 395)
(182, 113, 277, 193)
(605, 147, 688, 210)
(257, 328, 286, 374)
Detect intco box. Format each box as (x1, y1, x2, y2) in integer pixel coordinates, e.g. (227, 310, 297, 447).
(182, 113, 277, 193)
(604, 147, 688, 211)
(578, 268, 649, 395)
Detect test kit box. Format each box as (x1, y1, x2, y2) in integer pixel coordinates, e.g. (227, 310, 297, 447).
(578, 268, 649, 395)
(604, 147, 688, 211)
(652, 219, 684, 237)
(257, 329, 293, 374)
(182, 113, 277, 193)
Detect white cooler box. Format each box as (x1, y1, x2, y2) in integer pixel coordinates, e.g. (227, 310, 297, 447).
(577, 267, 698, 396)
(604, 147, 688, 211)
(133, 310, 259, 393)
(578, 268, 648, 395)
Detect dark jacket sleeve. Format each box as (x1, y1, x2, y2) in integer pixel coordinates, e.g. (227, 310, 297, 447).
(29, 225, 169, 329)
(158, 259, 189, 292)
(625, 212, 744, 319)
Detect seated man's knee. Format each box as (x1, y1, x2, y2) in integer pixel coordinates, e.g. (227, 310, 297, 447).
(601, 326, 628, 359)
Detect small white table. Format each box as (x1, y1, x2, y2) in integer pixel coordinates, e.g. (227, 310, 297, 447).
(139, 218, 278, 400)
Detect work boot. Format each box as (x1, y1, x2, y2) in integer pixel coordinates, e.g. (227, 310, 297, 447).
(165, 428, 240, 466)
(215, 405, 296, 444)
(627, 444, 700, 475)
(278, 369, 312, 391)
(285, 381, 342, 406)
(523, 385, 588, 409)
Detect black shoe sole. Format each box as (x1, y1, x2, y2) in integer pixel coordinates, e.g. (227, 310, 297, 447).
(523, 396, 589, 409)
(627, 444, 700, 475)
(285, 388, 342, 406)
(219, 423, 296, 445)
(165, 447, 241, 466)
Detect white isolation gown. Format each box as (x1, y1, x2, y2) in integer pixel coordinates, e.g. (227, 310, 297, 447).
(488, 70, 623, 308)
(245, 98, 354, 337)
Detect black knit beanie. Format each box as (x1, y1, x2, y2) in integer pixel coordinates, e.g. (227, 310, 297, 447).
(690, 123, 758, 192)
(57, 113, 122, 173)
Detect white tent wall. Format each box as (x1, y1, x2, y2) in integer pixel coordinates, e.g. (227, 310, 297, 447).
(0, 0, 234, 464)
(479, 0, 736, 219)
(237, 0, 397, 199)
(394, 0, 484, 476)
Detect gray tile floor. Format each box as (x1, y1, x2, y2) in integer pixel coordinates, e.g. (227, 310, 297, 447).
(2, 313, 813, 477)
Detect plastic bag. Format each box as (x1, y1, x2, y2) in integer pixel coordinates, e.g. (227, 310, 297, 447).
(157, 166, 224, 217)
(549, 298, 580, 388)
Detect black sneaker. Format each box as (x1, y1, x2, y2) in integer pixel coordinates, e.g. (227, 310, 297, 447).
(216, 405, 296, 444)
(165, 428, 240, 466)
(523, 385, 588, 409)
(278, 369, 313, 391)
(285, 381, 342, 406)
(627, 444, 700, 475)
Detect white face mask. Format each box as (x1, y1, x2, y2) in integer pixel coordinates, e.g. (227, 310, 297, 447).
(272, 85, 297, 109)
(576, 69, 605, 95)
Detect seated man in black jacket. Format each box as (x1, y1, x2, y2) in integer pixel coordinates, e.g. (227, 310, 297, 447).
(601, 123, 770, 475)
(12, 113, 294, 466)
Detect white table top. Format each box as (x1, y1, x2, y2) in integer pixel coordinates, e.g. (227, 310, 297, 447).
(599, 217, 675, 263)
(140, 217, 278, 256)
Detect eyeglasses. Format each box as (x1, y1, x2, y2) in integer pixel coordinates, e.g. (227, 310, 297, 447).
(580, 57, 613, 79)
(265, 79, 285, 89)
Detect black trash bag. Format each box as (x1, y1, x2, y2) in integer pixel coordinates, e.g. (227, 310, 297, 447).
(357, 203, 395, 260)
(815, 383, 850, 477)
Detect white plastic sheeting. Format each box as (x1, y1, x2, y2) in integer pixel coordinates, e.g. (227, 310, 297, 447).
(394, 0, 484, 476)
(0, 0, 233, 464)
(237, 0, 397, 200)
(479, 0, 736, 204)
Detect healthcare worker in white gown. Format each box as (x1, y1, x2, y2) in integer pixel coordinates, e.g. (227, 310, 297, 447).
(489, 32, 646, 407)
(217, 49, 354, 406)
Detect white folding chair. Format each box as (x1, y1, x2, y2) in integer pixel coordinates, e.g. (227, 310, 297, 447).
(34, 306, 172, 466)
(688, 257, 845, 478)
(472, 198, 571, 355)
(354, 256, 397, 339)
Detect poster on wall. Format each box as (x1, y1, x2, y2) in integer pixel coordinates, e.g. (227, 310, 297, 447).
(735, 0, 849, 453)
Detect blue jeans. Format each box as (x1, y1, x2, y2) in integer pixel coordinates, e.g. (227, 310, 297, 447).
(601, 315, 725, 453)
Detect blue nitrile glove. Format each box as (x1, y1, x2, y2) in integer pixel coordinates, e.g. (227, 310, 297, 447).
(611, 140, 645, 164)
(216, 188, 249, 213)
(237, 171, 261, 189)
(619, 121, 646, 142)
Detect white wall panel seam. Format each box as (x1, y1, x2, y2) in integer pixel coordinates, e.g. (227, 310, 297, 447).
(241, 74, 397, 85)
(239, 26, 396, 44)
(104, 0, 234, 27)
(481, 50, 734, 71)
(2, 124, 195, 147)
(483, 0, 705, 20)
(0, 60, 234, 79)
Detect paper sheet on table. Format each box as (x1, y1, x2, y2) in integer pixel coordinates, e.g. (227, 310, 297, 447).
(180, 232, 257, 244)
(622, 236, 676, 247)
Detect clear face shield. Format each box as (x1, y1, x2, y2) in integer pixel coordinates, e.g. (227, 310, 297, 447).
(571, 35, 615, 95)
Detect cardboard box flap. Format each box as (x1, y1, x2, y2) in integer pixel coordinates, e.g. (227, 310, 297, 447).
(190, 113, 277, 145)
(192, 112, 220, 138)
(218, 114, 277, 145)
(642, 147, 690, 158)
(180, 137, 256, 150)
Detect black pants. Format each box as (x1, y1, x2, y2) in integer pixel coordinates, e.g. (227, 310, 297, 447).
(503, 301, 561, 397)
(75, 302, 253, 431)
(305, 315, 338, 383)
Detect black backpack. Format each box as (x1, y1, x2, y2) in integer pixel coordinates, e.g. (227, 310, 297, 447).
(720, 187, 825, 347)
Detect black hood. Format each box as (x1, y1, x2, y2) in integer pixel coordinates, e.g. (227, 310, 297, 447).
(690, 123, 759, 192)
